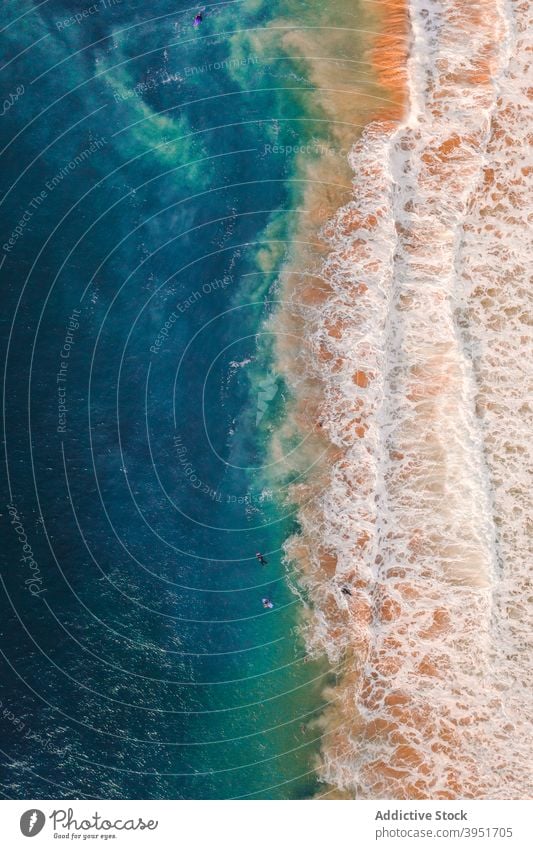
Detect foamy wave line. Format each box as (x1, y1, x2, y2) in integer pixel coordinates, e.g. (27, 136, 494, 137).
(279, 0, 532, 799)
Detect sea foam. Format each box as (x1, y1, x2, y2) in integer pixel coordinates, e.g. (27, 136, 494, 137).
(275, 0, 532, 798)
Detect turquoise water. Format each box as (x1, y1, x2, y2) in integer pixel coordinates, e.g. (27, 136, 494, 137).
(0, 0, 338, 798)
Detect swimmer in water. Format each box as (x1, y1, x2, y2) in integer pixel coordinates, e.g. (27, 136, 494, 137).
(262, 598, 274, 609)
(256, 552, 267, 565)
(193, 13, 203, 26)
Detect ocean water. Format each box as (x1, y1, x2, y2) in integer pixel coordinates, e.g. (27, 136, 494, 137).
(0, 0, 379, 799)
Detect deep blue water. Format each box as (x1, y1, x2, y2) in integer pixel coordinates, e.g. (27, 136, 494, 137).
(0, 0, 333, 798)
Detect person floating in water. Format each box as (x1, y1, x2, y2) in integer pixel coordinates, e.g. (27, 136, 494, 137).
(193, 13, 203, 26)
(256, 552, 268, 565)
(262, 598, 274, 609)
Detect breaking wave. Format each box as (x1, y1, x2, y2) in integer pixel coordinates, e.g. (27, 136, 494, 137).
(274, 0, 532, 798)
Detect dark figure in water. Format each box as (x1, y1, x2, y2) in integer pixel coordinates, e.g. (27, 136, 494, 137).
(193, 13, 203, 26)
(256, 552, 268, 565)
(341, 587, 352, 597)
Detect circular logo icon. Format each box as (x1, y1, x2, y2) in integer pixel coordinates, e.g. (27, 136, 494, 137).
(20, 810, 46, 837)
